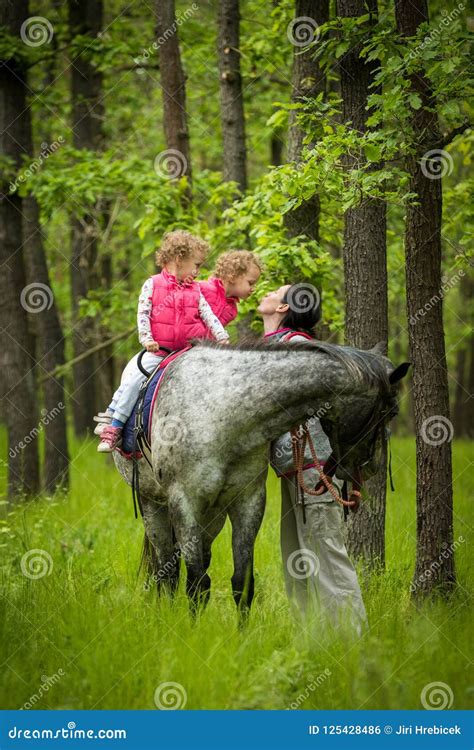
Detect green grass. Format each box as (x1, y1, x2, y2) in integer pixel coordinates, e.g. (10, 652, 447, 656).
(0, 437, 472, 710)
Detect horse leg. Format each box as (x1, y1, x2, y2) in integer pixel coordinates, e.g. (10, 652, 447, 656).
(169, 491, 209, 611)
(141, 499, 179, 595)
(228, 484, 266, 618)
(199, 513, 226, 594)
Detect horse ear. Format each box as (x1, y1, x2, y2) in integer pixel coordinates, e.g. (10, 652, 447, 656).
(389, 362, 411, 384)
(370, 341, 386, 355)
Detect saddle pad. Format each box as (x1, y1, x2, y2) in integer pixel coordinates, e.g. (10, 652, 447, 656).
(121, 368, 165, 454)
(120, 346, 191, 456)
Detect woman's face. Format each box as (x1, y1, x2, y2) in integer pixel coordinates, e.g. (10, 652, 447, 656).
(257, 284, 291, 316)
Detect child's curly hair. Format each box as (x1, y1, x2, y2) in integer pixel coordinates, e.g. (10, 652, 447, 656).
(156, 230, 209, 267)
(214, 250, 263, 281)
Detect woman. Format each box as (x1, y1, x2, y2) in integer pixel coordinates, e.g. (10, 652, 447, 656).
(257, 284, 368, 637)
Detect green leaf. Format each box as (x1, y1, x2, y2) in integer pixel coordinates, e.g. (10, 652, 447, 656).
(408, 93, 422, 110)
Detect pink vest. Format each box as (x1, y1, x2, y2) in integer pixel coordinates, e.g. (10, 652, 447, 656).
(150, 270, 209, 350)
(199, 277, 238, 327)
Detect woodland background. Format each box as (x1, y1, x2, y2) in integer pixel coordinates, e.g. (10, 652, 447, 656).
(0, 0, 472, 631)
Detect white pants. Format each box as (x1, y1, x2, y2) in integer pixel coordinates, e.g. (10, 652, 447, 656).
(108, 351, 163, 423)
(280, 472, 368, 637)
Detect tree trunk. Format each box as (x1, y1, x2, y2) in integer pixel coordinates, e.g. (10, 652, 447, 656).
(0, 0, 40, 497)
(69, 0, 104, 436)
(156, 0, 192, 198)
(270, 131, 284, 166)
(284, 0, 329, 241)
(22, 196, 69, 491)
(337, 0, 388, 568)
(395, 0, 455, 596)
(20, 8, 69, 491)
(217, 0, 247, 194)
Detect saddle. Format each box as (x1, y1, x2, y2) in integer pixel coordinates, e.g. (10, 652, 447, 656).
(122, 347, 191, 519)
(119, 347, 190, 458)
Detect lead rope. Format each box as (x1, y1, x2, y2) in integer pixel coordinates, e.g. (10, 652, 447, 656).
(388, 431, 395, 492)
(291, 435, 307, 523)
(290, 426, 360, 509)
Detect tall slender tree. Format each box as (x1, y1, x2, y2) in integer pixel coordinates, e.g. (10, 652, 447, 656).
(284, 0, 329, 241)
(18, 0, 69, 490)
(337, 0, 388, 567)
(0, 0, 39, 497)
(156, 0, 192, 198)
(217, 0, 247, 193)
(22, 141, 69, 491)
(68, 0, 104, 436)
(395, 0, 455, 595)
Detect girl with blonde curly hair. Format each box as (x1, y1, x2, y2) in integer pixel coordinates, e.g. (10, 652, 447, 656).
(97, 230, 230, 452)
(199, 249, 263, 325)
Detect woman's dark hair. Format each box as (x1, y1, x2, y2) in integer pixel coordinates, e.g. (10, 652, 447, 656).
(280, 282, 322, 335)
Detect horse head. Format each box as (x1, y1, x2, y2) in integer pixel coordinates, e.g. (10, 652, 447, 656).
(316, 342, 410, 484)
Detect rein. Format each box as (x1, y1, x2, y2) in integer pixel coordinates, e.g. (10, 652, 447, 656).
(291, 425, 361, 518)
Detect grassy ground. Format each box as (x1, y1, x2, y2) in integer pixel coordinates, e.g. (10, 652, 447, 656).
(0, 436, 472, 710)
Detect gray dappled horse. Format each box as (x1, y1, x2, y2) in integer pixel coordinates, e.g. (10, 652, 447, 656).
(113, 340, 409, 612)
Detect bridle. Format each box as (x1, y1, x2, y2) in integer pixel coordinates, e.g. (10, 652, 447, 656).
(291, 387, 394, 522)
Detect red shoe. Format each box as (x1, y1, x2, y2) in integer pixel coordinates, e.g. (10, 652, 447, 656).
(97, 425, 122, 453)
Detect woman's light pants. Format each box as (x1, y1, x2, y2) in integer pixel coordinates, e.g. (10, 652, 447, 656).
(280, 473, 368, 638)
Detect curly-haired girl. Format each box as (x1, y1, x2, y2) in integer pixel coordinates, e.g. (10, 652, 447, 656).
(97, 230, 229, 452)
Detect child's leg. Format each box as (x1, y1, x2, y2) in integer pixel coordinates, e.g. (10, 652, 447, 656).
(107, 384, 123, 414)
(111, 351, 163, 424)
(98, 352, 162, 452)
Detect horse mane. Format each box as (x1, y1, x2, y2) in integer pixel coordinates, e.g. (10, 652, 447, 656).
(194, 338, 391, 391)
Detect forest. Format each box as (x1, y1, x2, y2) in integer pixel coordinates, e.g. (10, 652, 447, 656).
(0, 0, 472, 712)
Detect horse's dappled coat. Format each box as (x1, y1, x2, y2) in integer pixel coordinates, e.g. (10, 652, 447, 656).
(113, 341, 407, 609)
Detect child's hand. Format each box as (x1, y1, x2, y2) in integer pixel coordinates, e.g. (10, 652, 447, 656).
(218, 339, 230, 345)
(145, 341, 160, 352)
